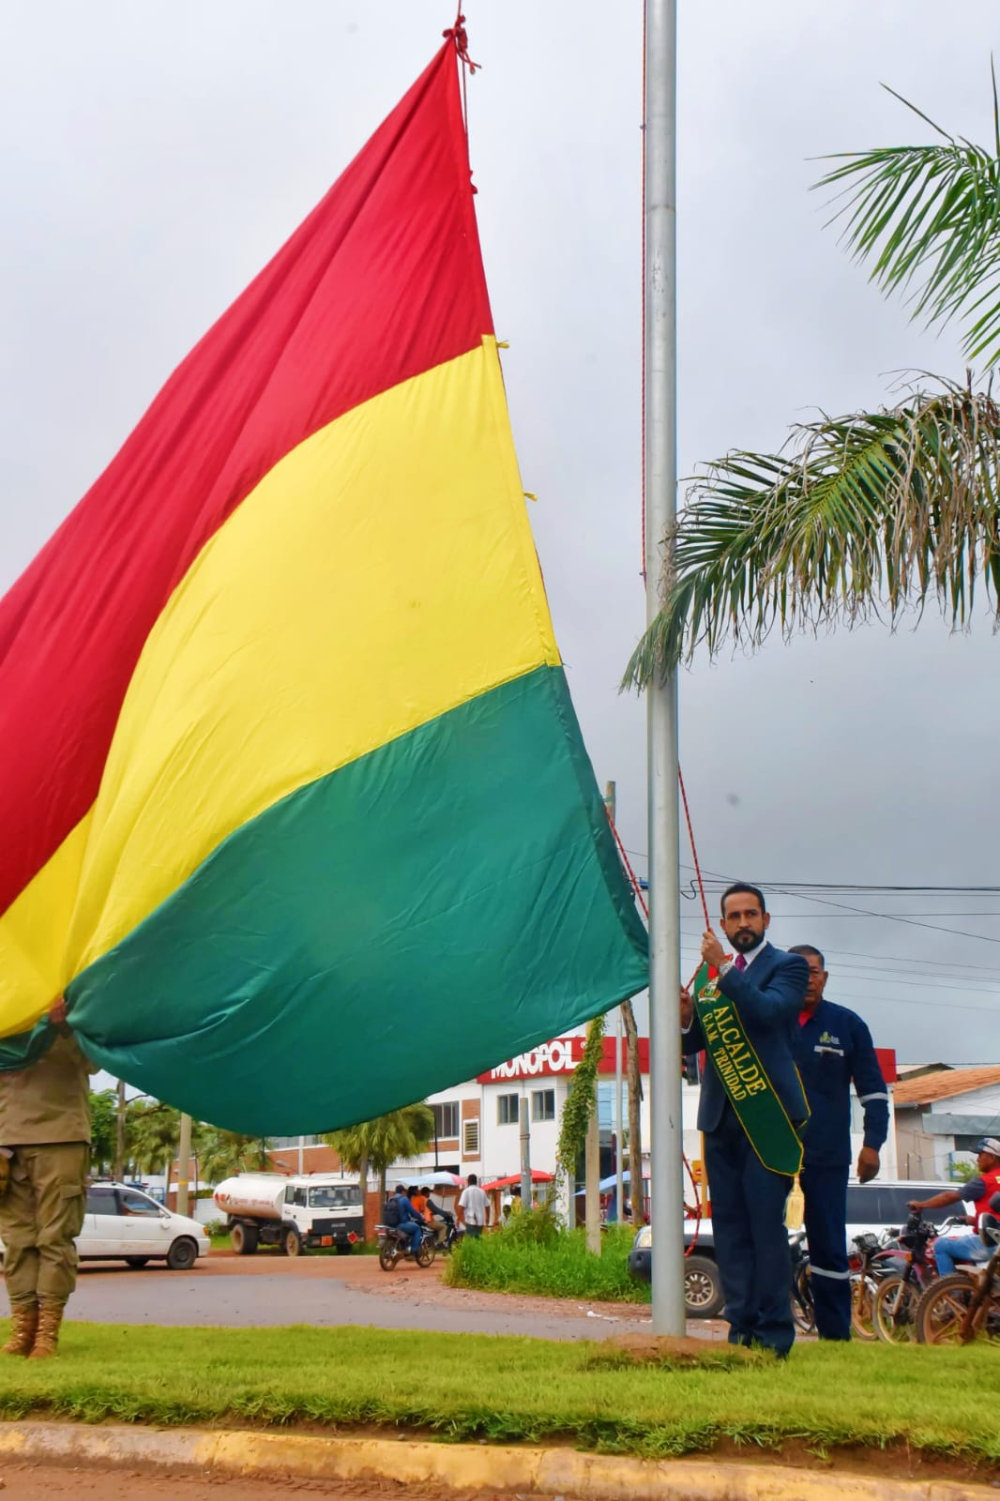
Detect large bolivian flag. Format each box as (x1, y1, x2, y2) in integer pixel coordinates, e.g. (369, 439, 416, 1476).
(0, 43, 649, 1132)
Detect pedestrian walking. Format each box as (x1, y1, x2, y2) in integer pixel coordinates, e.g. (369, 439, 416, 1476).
(457, 1173, 489, 1237)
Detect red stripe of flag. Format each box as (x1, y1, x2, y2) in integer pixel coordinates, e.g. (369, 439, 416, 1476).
(0, 42, 491, 917)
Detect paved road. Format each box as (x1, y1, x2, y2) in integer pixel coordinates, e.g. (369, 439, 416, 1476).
(0, 1252, 721, 1341)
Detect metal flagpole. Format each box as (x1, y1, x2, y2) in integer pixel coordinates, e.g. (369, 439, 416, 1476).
(644, 0, 685, 1334)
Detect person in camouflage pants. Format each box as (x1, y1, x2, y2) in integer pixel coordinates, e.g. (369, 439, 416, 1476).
(0, 999, 92, 1359)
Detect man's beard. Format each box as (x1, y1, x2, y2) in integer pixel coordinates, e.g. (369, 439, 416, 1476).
(731, 928, 761, 953)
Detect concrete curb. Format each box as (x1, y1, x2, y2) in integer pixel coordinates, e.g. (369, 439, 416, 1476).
(0, 1422, 994, 1500)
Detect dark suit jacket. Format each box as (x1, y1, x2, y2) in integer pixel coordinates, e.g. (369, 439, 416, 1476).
(682, 942, 810, 1135)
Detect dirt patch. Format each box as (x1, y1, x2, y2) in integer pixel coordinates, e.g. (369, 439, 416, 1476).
(0, 1462, 493, 1499)
(704, 1437, 1000, 1487)
(593, 1332, 759, 1367)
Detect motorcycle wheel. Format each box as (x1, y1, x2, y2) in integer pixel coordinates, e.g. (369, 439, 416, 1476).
(915, 1272, 1000, 1346)
(850, 1273, 878, 1342)
(378, 1239, 399, 1272)
(873, 1274, 920, 1343)
(416, 1236, 436, 1268)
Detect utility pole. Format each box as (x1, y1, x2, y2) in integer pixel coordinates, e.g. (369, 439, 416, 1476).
(177, 1112, 192, 1217)
(615, 1009, 625, 1223)
(584, 1101, 601, 1253)
(604, 780, 626, 1230)
(645, 0, 685, 1332)
(519, 1097, 532, 1212)
(115, 1078, 126, 1182)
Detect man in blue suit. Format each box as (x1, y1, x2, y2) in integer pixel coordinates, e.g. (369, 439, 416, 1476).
(681, 882, 809, 1355)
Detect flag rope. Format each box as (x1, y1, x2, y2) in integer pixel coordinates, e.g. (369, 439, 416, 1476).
(606, 797, 704, 1254)
(443, 9, 479, 146)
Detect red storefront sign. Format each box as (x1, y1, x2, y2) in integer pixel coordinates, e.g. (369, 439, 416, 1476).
(476, 1035, 651, 1083)
(479, 1039, 890, 1085)
(875, 1047, 897, 1084)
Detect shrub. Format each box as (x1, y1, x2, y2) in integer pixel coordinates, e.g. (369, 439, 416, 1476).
(445, 1223, 649, 1303)
(497, 1197, 563, 1247)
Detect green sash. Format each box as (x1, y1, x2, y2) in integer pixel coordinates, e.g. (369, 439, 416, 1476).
(693, 962, 803, 1176)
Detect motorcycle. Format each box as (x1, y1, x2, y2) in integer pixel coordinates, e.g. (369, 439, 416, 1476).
(376, 1221, 437, 1271)
(916, 1194, 1000, 1346)
(871, 1212, 965, 1343)
(789, 1229, 816, 1334)
(849, 1228, 900, 1341)
(434, 1209, 464, 1255)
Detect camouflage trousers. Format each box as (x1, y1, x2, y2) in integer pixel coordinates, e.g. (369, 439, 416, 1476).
(0, 1143, 89, 1307)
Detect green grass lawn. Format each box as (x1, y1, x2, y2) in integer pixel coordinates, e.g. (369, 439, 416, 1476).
(0, 1320, 997, 1471)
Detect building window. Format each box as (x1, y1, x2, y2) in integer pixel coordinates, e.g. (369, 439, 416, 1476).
(463, 1119, 480, 1155)
(432, 1101, 459, 1138)
(497, 1093, 520, 1126)
(532, 1088, 555, 1122)
(597, 1082, 616, 1130)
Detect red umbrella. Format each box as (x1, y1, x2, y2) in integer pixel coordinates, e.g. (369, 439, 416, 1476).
(482, 1170, 554, 1191)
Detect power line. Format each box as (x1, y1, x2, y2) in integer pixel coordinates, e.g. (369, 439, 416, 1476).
(625, 847, 1000, 898)
(820, 944, 1000, 976)
(671, 860, 1000, 948)
(675, 945, 1000, 1016)
(679, 911, 1000, 920)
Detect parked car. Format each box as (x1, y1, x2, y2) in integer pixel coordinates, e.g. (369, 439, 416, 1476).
(628, 1181, 963, 1320)
(0, 1181, 211, 1270)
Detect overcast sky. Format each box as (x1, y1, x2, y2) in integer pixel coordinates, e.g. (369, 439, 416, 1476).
(4, 1, 1000, 1068)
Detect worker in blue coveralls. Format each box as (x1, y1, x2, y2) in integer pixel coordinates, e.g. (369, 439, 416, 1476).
(790, 944, 889, 1340)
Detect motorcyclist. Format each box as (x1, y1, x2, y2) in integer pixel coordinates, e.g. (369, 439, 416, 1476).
(908, 1137, 1000, 1278)
(383, 1183, 423, 1256)
(424, 1191, 451, 1247)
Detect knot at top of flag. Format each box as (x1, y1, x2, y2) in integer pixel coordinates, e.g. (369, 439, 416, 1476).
(443, 11, 479, 74)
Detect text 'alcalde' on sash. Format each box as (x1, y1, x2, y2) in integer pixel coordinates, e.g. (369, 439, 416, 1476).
(693, 962, 803, 1177)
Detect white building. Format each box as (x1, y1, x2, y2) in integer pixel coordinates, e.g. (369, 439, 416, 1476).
(274, 1031, 898, 1205)
(894, 1065, 1000, 1179)
(394, 1032, 898, 1203)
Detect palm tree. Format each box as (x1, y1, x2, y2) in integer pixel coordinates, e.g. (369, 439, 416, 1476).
(325, 1102, 435, 1204)
(126, 1100, 181, 1196)
(625, 79, 1000, 686)
(198, 1128, 273, 1184)
(88, 1089, 117, 1175)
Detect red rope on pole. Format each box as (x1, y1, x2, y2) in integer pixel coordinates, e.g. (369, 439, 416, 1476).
(443, 10, 479, 72)
(443, 10, 479, 169)
(606, 810, 649, 919)
(606, 800, 704, 1254)
(678, 765, 710, 930)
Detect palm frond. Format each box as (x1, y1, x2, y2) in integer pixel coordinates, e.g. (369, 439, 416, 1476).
(622, 379, 1000, 690)
(816, 73, 1000, 367)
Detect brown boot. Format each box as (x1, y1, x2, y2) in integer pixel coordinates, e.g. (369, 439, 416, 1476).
(1, 1301, 38, 1357)
(27, 1300, 64, 1360)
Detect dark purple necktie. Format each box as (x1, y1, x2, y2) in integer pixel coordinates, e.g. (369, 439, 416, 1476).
(734, 953, 747, 972)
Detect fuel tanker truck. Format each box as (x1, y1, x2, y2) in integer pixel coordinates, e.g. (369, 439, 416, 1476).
(213, 1173, 365, 1256)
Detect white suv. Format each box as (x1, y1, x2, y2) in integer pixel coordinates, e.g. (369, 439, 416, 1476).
(1, 1181, 210, 1270)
